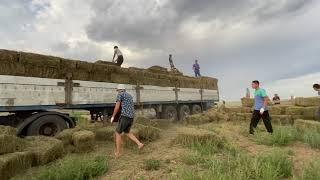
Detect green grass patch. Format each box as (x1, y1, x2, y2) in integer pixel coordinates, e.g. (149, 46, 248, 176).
(301, 160, 320, 180)
(302, 130, 320, 149)
(34, 155, 108, 180)
(178, 147, 293, 180)
(254, 126, 298, 146)
(144, 159, 160, 171)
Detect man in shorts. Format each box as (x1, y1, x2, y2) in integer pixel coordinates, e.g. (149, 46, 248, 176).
(112, 46, 124, 67)
(111, 84, 144, 158)
(249, 80, 273, 135)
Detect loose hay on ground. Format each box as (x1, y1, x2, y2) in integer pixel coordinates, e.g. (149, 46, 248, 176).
(25, 136, 64, 165)
(72, 130, 95, 153)
(135, 124, 161, 142)
(0, 152, 34, 180)
(174, 127, 225, 148)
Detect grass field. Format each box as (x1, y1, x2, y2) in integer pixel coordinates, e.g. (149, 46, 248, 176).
(11, 115, 320, 180)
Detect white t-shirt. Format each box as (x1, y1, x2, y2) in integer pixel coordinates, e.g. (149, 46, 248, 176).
(114, 48, 123, 56)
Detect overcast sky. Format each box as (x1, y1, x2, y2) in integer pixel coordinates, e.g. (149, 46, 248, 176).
(1, 0, 319, 100)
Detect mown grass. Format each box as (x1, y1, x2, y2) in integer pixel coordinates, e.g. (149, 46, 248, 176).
(301, 160, 320, 180)
(34, 155, 108, 180)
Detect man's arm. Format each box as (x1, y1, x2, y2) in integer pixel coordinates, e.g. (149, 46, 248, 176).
(112, 102, 121, 117)
(263, 96, 269, 108)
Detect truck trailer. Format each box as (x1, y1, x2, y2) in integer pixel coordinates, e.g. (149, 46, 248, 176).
(0, 49, 219, 136)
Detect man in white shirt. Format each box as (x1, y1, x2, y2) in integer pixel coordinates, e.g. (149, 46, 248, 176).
(112, 46, 124, 67)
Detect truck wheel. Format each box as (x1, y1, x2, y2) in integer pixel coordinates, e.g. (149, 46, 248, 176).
(179, 105, 191, 120)
(27, 115, 68, 136)
(192, 104, 202, 114)
(162, 105, 178, 121)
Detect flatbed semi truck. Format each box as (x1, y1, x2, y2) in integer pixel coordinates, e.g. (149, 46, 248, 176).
(0, 49, 219, 136)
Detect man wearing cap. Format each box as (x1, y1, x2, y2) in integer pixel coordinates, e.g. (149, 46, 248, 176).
(111, 84, 144, 158)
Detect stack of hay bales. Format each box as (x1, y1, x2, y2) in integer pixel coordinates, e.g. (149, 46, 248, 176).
(0, 49, 218, 90)
(295, 97, 320, 107)
(294, 119, 320, 133)
(0, 126, 65, 180)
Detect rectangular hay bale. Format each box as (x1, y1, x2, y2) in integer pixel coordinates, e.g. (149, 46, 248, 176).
(295, 97, 320, 107)
(0, 152, 34, 180)
(72, 130, 95, 153)
(25, 136, 64, 165)
(241, 98, 254, 107)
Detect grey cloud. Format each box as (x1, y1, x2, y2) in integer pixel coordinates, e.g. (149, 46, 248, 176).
(86, 0, 313, 48)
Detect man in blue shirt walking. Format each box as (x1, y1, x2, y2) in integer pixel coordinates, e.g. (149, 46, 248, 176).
(111, 84, 144, 158)
(249, 80, 273, 135)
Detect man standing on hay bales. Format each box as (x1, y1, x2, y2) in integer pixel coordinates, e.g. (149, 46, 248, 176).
(110, 84, 144, 158)
(112, 46, 124, 67)
(249, 80, 273, 135)
(193, 60, 201, 77)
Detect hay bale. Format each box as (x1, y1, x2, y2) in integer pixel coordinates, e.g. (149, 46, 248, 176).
(302, 107, 318, 120)
(174, 127, 225, 148)
(286, 106, 305, 115)
(148, 66, 168, 74)
(72, 130, 95, 153)
(25, 136, 64, 165)
(135, 124, 161, 142)
(0, 125, 17, 136)
(94, 126, 115, 142)
(269, 106, 283, 115)
(0, 135, 19, 155)
(226, 107, 242, 113)
(241, 98, 254, 107)
(55, 127, 81, 145)
(294, 119, 320, 133)
(295, 97, 320, 107)
(0, 152, 34, 180)
(271, 115, 293, 125)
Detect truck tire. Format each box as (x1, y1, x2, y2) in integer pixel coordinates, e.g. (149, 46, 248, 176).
(179, 105, 191, 120)
(192, 104, 202, 114)
(27, 115, 68, 136)
(162, 105, 178, 121)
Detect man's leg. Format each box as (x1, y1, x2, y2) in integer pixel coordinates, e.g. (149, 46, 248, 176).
(250, 110, 261, 134)
(262, 111, 273, 134)
(125, 133, 144, 149)
(115, 132, 122, 158)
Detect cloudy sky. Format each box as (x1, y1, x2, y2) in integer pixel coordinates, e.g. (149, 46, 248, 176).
(1, 0, 319, 100)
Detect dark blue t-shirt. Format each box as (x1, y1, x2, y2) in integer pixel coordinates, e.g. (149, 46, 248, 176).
(116, 91, 135, 118)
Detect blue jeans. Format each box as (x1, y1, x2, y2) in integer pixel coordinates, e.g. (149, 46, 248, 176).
(195, 71, 201, 77)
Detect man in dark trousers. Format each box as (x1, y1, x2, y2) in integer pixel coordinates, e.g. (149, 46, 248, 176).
(169, 54, 176, 71)
(111, 84, 144, 158)
(249, 80, 273, 135)
(112, 46, 124, 67)
(193, 60, 201, 77)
